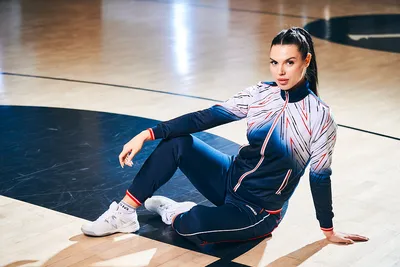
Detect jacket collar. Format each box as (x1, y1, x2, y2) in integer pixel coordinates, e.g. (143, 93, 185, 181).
(279, 80, 311, 103)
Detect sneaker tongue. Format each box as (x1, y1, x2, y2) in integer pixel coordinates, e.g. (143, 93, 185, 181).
(110, 201, 119, 210)
(96, 202, 118, 222)
(160, 203, 172, 211)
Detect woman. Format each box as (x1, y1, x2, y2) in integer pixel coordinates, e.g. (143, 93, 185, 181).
(82, 27, 368, 245)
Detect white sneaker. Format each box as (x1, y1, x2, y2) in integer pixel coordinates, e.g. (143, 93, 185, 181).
(81, 202, 140, 237)
(144, 196, 196, 225)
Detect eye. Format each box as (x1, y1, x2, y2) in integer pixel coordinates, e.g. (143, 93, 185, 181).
(270, 61, 277, 65)
(287, 61, 294, 65)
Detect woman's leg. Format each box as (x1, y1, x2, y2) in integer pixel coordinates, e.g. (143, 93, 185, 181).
(82, 135, 233, 237)
(126, 135, 233, 207)
(172, 201, 281, 245)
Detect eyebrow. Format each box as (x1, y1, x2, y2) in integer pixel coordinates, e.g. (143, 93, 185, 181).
(270, 57, 296, 61)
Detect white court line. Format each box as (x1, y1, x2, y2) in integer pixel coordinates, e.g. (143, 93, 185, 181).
(348, 33, 400, 41)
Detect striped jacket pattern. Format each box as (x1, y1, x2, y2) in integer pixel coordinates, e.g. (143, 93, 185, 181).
(150, 80, 337, 230)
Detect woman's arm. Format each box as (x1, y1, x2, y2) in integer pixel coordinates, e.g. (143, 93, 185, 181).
(149, 85, 259, 140)
(149, 105, 241, 140)
(309, 109, 337, 233)
(309, 109, 368, 244)
(119, 85, 259, 167)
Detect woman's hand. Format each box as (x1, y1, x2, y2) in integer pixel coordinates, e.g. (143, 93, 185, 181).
(323, 230, 369, 245)
(119, 130, 152, 168)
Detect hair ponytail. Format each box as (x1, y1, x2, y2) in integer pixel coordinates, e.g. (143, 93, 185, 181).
(271, 27, 319, 96)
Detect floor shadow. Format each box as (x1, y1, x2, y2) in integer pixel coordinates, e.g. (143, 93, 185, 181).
(3, 233, 367, 267)
(265, 239, 328, 266)
(5, 233, 172, 266)
(3, 232, 258, 267)
(4, 260, 39, 267)
(265, 237, 368, 266)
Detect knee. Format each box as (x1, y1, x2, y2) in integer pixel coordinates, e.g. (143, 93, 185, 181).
(172, 209, 196, 233)
(172, 207, 206, 245)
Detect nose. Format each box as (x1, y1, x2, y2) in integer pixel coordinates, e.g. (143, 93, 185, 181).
(279, 64, 286, 76)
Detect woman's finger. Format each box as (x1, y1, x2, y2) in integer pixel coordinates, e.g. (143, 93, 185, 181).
(334, 237, 354, 245)
(126, 150, 136, 163)
(348, 234, 369, 242)
(330, 236, 353, 245)
(119, 152, 124, 168)
(124, 155, 133, 167)
(119, 147, 130, 168)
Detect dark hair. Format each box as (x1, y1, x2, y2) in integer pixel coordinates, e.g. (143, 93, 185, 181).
(271, 27, 318, 96)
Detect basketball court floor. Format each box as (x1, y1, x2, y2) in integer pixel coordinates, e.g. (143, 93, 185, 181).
(1, 0, 399, 266)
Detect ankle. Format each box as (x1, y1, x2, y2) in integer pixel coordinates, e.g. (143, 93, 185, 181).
(171, 213, 182, 224)
(119, 200, 136, 213)
(122, 195, 141, 208)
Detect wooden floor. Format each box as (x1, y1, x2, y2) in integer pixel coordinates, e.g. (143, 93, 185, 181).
(1, 0, 400, 266)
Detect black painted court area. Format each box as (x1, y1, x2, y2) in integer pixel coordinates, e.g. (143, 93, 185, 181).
(305, 14, 400, 53)
(0, 105, 266, 266)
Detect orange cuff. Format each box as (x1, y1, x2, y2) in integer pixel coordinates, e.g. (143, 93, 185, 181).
(126, 190, 142, 206)
(147, 128, 155, 140)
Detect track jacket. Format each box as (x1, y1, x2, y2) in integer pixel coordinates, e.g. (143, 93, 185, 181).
(149, 80, 337, 231)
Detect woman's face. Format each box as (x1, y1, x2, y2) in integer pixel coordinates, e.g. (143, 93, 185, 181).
(269, 44, 311, 90)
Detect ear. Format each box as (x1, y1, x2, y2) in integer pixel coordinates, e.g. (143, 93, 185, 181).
(305, 53, 312, 67)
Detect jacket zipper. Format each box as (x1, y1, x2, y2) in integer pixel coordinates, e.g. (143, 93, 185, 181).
(275, 169, 292, 195)
(233, 92, 289, 192)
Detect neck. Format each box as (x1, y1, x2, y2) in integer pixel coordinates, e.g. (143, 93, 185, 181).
(280, 79, 310, 103)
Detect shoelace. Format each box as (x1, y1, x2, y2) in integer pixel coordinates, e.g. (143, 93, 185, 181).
(101, 211, 117, 223)
(159, 204, 177, 223)
(97, 204, 118, 223)
(159, 204, 168, 210)
(103, 211, 131, 229)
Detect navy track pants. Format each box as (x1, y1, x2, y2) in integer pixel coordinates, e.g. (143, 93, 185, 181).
(127, 135, 287, 245)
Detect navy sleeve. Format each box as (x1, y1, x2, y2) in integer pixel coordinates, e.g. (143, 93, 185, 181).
(149, 85, 258, 140)
(309, 109, 337, 231)
(150, 105, 241, 139)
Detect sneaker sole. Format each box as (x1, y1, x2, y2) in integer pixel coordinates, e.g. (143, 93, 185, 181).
(81, 223, 140, 237)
